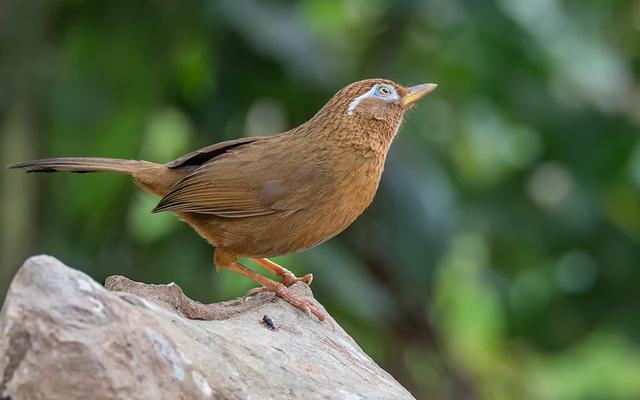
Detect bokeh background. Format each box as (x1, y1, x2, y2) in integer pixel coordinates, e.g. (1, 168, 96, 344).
(1, 0, 639, 399)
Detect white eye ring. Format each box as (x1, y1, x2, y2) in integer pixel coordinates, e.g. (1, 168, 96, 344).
(377, 86, 392, 96)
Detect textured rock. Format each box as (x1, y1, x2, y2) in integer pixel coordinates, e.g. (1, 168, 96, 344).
(0, 255, 414, 400)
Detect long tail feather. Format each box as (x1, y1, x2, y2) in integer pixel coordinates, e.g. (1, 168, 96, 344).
(8, 157, 144, 174)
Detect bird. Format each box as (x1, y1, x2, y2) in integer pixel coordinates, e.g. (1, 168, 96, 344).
(9, 78, 437, 321)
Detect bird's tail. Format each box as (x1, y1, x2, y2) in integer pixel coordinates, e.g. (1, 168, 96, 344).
(8, 157, 149, 174)
(9, 157, 186, 197)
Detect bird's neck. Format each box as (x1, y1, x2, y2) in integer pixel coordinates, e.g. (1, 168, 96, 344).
(292, 108, 403, 156)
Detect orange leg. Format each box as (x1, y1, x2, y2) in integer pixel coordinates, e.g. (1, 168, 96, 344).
(227, 261, 326, 322)
(251, 258, 313, 286)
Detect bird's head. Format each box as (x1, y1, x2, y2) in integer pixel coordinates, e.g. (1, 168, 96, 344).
(343, 78, 437, 120)
(304, 78, 437, 149)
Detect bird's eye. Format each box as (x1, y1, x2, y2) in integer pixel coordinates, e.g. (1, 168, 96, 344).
(377, 86, 392, 96)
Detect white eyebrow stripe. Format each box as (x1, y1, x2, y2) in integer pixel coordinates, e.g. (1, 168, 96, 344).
(347, 86, 377, 116)
(347, 85, 399, 116)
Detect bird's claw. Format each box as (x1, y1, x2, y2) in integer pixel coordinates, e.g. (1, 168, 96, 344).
(243, 271, 313, 299)
(243, 286, 268, 298)
(272, 283, 326, 322)
(280, 271, 313, 286)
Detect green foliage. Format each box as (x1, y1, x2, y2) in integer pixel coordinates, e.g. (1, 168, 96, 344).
(1, 0, 639, 398)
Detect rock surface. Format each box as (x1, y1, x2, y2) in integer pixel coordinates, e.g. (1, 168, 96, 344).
(0, 255, 414, 400)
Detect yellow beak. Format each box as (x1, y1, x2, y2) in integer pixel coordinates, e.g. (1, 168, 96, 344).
(402, 83, 438, 107)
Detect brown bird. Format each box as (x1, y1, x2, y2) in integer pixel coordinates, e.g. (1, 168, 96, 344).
(9, 78, 436, 321)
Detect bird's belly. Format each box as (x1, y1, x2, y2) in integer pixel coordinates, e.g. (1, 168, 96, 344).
(183, 185, 378, 258)
(224, 200, 371, 257)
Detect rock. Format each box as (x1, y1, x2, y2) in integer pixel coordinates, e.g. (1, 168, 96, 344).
(0, 255, 414, 400)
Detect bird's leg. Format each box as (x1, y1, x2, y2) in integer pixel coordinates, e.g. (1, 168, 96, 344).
(251, 258, 313, 286)
(226, 261, 326, 322)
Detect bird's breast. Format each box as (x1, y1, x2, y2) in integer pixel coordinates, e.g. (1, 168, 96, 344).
(287, 151, 385, 250)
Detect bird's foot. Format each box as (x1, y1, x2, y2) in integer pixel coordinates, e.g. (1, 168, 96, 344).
(228, 261, 326, 321)
(226, 260, 327, 322)
(243, 282, 326, 321)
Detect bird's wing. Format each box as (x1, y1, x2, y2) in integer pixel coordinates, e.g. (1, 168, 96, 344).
(153, 138, 332, 217)
(165, 136, 267, 169)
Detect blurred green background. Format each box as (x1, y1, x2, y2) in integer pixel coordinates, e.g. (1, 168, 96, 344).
(1, 0, 639, 399)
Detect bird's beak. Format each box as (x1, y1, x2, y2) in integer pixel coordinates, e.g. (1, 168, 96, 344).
(402, 83, 438, 107)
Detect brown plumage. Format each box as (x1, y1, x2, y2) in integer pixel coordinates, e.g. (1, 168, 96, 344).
(9, 78, 437, 321)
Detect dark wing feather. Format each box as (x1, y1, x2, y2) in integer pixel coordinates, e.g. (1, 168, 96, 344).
(165, 136, 266, 169)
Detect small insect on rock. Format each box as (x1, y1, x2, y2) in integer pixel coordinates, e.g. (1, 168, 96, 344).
(262, 315, 277, 331)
